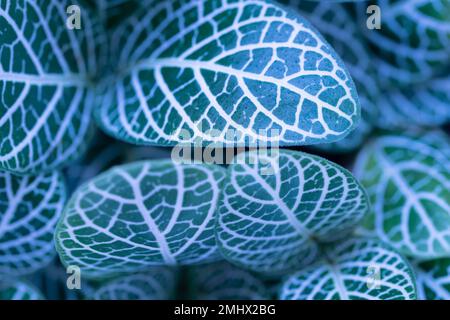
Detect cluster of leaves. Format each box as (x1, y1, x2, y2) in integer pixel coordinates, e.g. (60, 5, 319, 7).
(0, 0, 449, 300)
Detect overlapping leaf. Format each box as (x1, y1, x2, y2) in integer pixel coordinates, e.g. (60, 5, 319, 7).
(0, 171, 66, 276)
(0, 279, 43, 300)
(357, 0, 450, 87)
(216, 149, 369, 274)
(92, 267, 177, 300)
(0, 0, 106, 174)
(354, 131, 450, 259)
(415, 258, 450, 300)
(279, 238, 417, 300)
(188, 261, 270, 299)
(281, 0, 378, 152)
(96, 0, 360, 147)
(56, 160, 225, 279)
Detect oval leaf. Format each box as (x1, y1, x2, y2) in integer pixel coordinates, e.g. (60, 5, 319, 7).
(0, 0, 105, 174)
(354, 131, 450, 259)
(0, 171, 66, 276)
(96, 0, 360, 147)
(279, 238, 417, 300)
(216, 149, 369, 274)
(0, 279, 43, 300)
(55, 160, 225, 279)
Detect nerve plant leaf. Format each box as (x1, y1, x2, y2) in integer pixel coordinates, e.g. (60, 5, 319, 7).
(56, 160, 225, 279)
(216, 149, 369, 274)
(375, 75, 450, 130)
(279, 238, 417, 300)
(96, 0, 360, 147)
(354, 131, 450, 259)
(0, 171, 66, 276)
(0, 279, 43, 300)
(92, 267, 177, 300)
(415, 258, 450, 300)
(281, 0, 378, 152)
(188, 261, 270, 300)
(0, 0, 106, 175)
(356, 0, 450, 87)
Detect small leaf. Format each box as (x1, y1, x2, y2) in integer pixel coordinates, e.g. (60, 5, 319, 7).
(354, 131, 450, 259)
(216, 149, 369, 274)
(96, 0, 360, 147)
(415, 258, 450, 300)
(0, 0, 106, 174)
(188, 261, 270, 300)
(56, 160, 226, 279)
(0, 279, 43, 300)
(356, 0, 450, 87)
(92, 268, 177, 300)
(0, 171, 66, 276)
(279, 238, 417, 300)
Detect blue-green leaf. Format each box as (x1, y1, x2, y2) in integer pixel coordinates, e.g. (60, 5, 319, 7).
(279, 238, 417, 300)
(0, 279, 43, 300)
(96, 0, 360, 147)
(0, 171, 66, 276)
(354, 131, 450, 259)
(216, 149, 369, 274)
(55, 160, 225, 279)
(415, 258, 450, 300)
(0, 0, 106, 175)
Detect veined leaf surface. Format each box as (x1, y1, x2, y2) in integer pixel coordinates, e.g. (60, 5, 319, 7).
(216, 149, 369, 274)
(281, 0, 378, 152)
(188, 261, 270, 299)
(96, 0, 360, 147)
(92, 268, 177, 300)
(0, 0, 105, 175)
(56, 160, 225, 279)
(0, 279, 43, 300)
(279, 238, 417, 300)
(0, 171, 66, 276)
(357, 0, 450, 87)
(415, 258, 450, 300)
(354, 131, 450, 258)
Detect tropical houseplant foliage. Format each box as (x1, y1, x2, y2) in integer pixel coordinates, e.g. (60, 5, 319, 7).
(0, 0, 449, 300)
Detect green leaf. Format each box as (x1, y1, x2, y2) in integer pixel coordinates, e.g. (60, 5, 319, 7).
(356, 0, 450, 87)
(92, 267, 177, 300)
(96, 0, 360, 147)
(282, 0, 379, 152)
(415, 258, 450, 300)
(354, 131, 450, 259)
(0, 279, 43, 300)
(188, 261, 270, 300)
(216, 149, 369, 274)
(0, 171, 66, 276)
(279, 238, 417, 300)
(55, 160, 226, 279)
(0, 0, 106, 175)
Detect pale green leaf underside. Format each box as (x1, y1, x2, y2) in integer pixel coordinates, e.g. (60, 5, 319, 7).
(0, 0, 105, 175)
(92, 267, 177, 300)
(0, 171, 66, 276)
(56, 160, 225, 279)
(216, 149, 369, 274)
(415, 258, 450, 300)
(188, 261, 270, 300)
(354, 131, 450, 259)
(0, 279, 43, 300)
(96, 0, 360, 147)
(279, 238, 417, 300)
